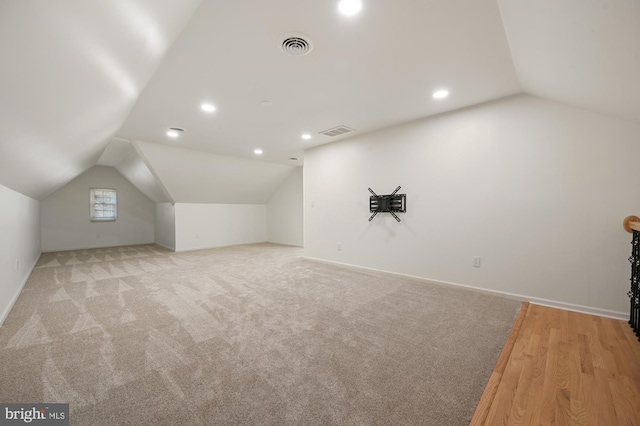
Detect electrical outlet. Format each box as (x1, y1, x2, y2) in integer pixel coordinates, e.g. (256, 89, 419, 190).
(195, 234, 200, 239)
(337, 242, 342, 251)
(473, 256, 481, 268)
(96, 234, 100, 239)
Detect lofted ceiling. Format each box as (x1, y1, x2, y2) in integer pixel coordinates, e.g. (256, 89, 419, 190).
(134, 141, 296, 204)
(498, 0, 640, 124)
(0, 0, 201, 200)
(116, 0, 522, 165)
(1, 0, 638, 202)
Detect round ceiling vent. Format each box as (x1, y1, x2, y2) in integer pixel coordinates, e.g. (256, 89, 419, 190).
(279, 32, 314, 56)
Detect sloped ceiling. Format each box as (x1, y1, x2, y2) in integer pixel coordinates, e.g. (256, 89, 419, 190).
(1, 0, 638, 203)
(115, 148, 172, 204)
(135, 141, 296, 204)
(115, 0, 522, 165)
(0, 0, 201, 200)
(498, 0, 640, 124)
(97, 139, 171, 204)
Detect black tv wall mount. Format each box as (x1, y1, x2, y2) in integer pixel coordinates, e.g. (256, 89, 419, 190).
(368, 186, 406, 222)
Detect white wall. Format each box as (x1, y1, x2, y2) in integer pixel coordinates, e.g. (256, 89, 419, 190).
(155, 203, 176, 250)
(304, 94, 640, 317)
(267, 167, 303, 246)
(41, 166, 155, 251)
(0, 184, 40, 326)
(175, 203, 267, 252)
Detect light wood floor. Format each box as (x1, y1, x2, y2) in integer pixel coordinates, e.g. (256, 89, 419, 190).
(471, 302, 640, 425)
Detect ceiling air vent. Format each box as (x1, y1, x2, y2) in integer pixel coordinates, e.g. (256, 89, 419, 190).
(166, 127, 185, 138)
(319, 125, 355, 137)
(279, 32, 314, 56)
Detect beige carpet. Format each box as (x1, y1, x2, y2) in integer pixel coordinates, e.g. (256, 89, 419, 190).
(0, 243, 520, 425)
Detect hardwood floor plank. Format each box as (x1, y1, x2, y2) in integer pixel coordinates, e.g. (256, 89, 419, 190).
(484, 303, 540, 424)
(469, 371, 503, 426)
(508, 333, 537, 425)
(606, 320, 634, 381)
(495, 302, 530, 374)
(469, 302, 529, 426)
(617, 321, 640, 375)
(608, 376, 640, 425)
(472, 304, 640, 425)
(567, 341, 587, 425)
(592, 367, 618, 424)
(580, 373, 597, 426)
(577, 333, 594, 376)
(520, 305, 550, 425)
(586, 315, 606, 370)
(540, 326, 560, 425)
(484, 324, 531, 422)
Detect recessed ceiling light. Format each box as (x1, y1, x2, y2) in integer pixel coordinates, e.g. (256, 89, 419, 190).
(254, 149, 263, 155)
(301, 133, 311, 140)
(289, 157, 300, 161)
(201, 103, 216, 112)
(432, 89, 449, 99)
(166, 127, 185, 138)
(338, 0, 362, 16)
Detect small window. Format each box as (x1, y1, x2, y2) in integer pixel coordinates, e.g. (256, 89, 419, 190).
(90, 188, 117, 221)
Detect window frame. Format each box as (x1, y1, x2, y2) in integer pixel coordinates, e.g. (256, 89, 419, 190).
(90, 188, 117, 222)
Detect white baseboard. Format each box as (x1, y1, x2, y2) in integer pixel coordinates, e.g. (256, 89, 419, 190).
(174, 240, 269, 253)
(266, 240, 303, 248)
(0, 255, 40, 328)
(154, 241, 176, 252)
(42, 241, 156, 253)
(302, 256, 628, 321)
(522, 298, 626, 321)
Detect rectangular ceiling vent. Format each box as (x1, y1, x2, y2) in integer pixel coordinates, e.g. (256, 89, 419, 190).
(318, 125, 355, 137)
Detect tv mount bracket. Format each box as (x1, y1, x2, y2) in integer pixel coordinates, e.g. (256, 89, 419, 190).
(368, 186, 406, 222)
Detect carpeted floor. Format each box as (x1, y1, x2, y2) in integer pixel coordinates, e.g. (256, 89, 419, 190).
(0, 243, 520, 425)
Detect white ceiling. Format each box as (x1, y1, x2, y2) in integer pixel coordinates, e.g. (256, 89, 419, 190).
(498, 0, 640, 124)
(0, 0, 201, 200)
(116, 0, 522, 165)
(1, 0, 638, 202)
(115, 147, 172, 204)
(135, 141, 296, 204)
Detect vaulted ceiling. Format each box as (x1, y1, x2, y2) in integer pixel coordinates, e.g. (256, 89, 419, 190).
(1, 0, 638, 202)
(0, 0, 201, 200)
(498, 0, 640, 124)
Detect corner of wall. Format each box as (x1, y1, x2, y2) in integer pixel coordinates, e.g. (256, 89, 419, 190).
(0, 184, 41, 328)
(267, 167, 303, 247)
(0, 255, 39, 327)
